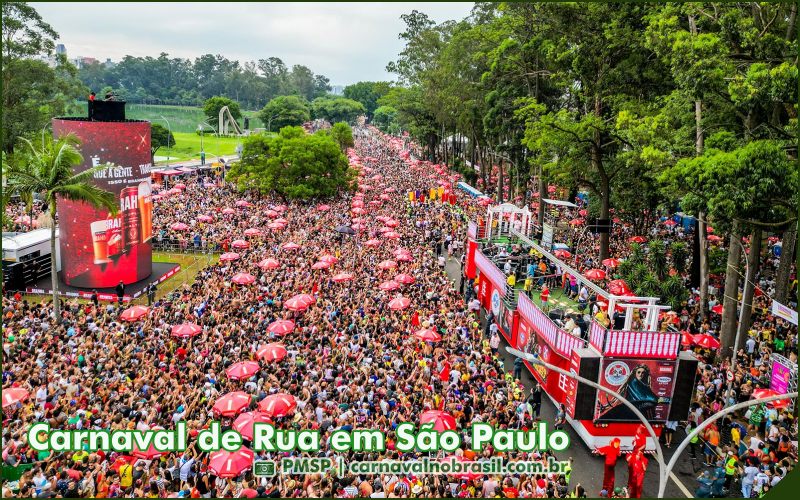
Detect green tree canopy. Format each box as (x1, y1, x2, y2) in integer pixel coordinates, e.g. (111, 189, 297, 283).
(150, 122, 175, 160)
(310, 97, 366, 124)
(372, 105, 399, 133)
(343, 81, 392, 118)
(226, 126, 355, 200)
(203, 96, 242, 124)
(329, 122, 354, 152)
(259, 95, 310, 131)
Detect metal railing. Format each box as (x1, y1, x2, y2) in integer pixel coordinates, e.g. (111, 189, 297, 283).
(151, 239, 221, 254)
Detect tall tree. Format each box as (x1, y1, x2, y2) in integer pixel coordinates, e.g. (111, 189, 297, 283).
(259, 95, 310, 131)
(6, 135, 117, 316)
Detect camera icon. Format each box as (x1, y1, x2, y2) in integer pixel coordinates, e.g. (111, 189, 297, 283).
(253, 461, 276, 477)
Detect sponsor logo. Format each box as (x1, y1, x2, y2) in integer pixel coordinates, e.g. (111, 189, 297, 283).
(657, 377, 671, 384)
(604, 361, 631, 386)
(491, 289, 501, 316)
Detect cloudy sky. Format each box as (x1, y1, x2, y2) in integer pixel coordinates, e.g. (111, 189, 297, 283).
(31, 2, 473, 85)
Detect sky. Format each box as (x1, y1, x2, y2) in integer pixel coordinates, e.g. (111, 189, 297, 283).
(31, 2, 474, 85)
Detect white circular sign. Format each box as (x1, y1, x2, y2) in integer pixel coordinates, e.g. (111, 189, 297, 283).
(491, 289, 501, 317)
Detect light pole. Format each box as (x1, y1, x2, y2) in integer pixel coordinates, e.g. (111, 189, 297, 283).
(158, 116, 171, 164)
(506, 346, 668, 496)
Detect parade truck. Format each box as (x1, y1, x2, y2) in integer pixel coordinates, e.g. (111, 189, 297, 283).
(464, 204, 699, 452)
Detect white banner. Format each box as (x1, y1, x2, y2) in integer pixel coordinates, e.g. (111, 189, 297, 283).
(772, 300, 798, 326)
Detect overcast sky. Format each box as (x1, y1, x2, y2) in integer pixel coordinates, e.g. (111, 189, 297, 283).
(31, 2, 473, 85)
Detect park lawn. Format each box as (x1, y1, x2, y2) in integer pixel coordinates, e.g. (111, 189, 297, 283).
(146, 251, 219, 302)
(153, 132, 242, 163)
(118, 103, 265, 133)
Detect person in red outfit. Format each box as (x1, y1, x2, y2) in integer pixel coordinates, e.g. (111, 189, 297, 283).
(633, 424, 647, 453)
(626, 449, 648, 498)
(598, 437, 622, 493)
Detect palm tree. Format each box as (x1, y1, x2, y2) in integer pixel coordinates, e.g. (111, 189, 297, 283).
(6, 134, 117, 317)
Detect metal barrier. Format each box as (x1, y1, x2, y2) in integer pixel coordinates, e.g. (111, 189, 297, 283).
(151, 239, 220, 254)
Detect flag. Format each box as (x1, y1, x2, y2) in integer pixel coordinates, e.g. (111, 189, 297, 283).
(411, 311, 420, 327)
(439, 361, 451, 382)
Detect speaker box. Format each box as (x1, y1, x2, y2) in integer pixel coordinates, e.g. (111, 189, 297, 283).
(573, 349, 601, 420)
(4, 262, 25, 291)
(668, 350, 699, 421)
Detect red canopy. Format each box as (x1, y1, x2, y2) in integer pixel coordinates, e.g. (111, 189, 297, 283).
(607, 279, 631, 296)
(233, 412, 274, 441)
(317, 204, 330, 211)
(331, 273, 354, 283)
(212, 392, 251, 417)
(258, 393, 297, 417)
(198, 214, 214, 222)
(267, 319, 295, 336)
(751, 389, 791, 409)
(602, 258, 621, 268)
(389, 296, 411, 310)
(394, 273, 415, 285)
(420, 410, 456, 431)
(226, 361, 260, 380)
(282, 242, 301, 251)
(2, 388, 29, 408)
(384, 231, 401, 239)
(378, 260, 398, 270)
(235, 200, 251, 207)
(364, 239, 382, 248)
(692, 334, 720, 350)
(629, 236, 647, 244)
(171, 323, 202, 338)
(284, 295, 313, 311)
(311, 261, 331, 270)
(585, 269, 606, 281)
(268, 222, 286, 230)
(414, 328, 442, 342)
(258, 258, 280, 270)
(231, 239, 250, 249)
(554, 249, 571, 259)
(219, 252, 240, 261)
(170, 222, 189, 231)
(244, 228, 262, 236)
(232, 273, 256, 285)
(120, 305, 149, 322)
(208, 448, 254, 478)
(256, 343, 287, 362)
(379, 280, 400, 291)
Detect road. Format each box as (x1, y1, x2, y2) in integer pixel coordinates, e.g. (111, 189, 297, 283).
(440, 253, 696, 498)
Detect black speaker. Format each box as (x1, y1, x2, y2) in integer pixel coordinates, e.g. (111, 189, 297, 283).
(573, 348, 601, 420)
(668, 351, 699, 421)
(4, 262, 25, 291)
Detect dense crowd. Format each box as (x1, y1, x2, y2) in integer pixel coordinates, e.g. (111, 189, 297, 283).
(2, 129, 581, 498)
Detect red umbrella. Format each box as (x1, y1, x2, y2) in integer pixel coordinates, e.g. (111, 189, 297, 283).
(268, 222, 286, 230)
(351, 207, 365, 215)
(569, 218, 585, 226)
(351, 200, 364, 208)
(319, 255, 338, 264)
(258, 393, 297, 417)
(331, 273, 354, 283)
(212, 392, 251, 417)
(258, 258, 280, 270)
(231, 273, 256, 285)
(239, 489, 259, 499)
(707, 235, 722, 243)
(256, 343, 287, 362)
(266, 209, 279, 218)
(692, 334, 720, 350)
(285, 295, 313, 311)
(226, 361, 260, 380)
(394, 273, 415, 285)
(231, 240, 250, 249)
(219, 252, 240, 261)
(478, 197, 492, 206)
(396, 253, 414, 262)
(554, 249, 571, 259)
(585, 269, 606, 281)
(244, 228, 262, 237)
(311, 261, 331, 270)
(170, 222, 189, 231)
(132, 441, 164, 460)
(233, 412, 274, 441)
(282, 242, 301, 251)
(378, 260, 398, 270)
(171, 322, 202, 338)
(420, 410, 456, 431)
(364, 239, 382, 248)
(389, 296, 411, 310)
(385, 219, 399, 228)
(2, 388, 29, 408)
(680, 331, 694, 348)
(578, 209, 588, 217)
(317, 204, 330, 211)
(711, 304, 723, 315)
(379, 280, 400, 291)
(664, 219, 677, 226)
(198, 214, 214, 222)
(629, 236, 647, 244)
(414, 328, 442, 342)
(120, 305, 149, 322)
(222, 208, 236, 215)
(602, 258, 621, 268)
(268, 319, 295, 336)
(235, 200, 251, 207)
(607, 279, 631, 296)
(208, 448, 254, 478)
(384, 231, 401, 239)
(751, 389, 791, 409)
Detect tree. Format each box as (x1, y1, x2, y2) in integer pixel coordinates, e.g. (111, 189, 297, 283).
(329, 122, 354, 152)
(343, 81, 392, 118)
(150, 123, 174, 161)
(6, 134, 117, 317)
(2, 2, 85, 152)
(259, 95, 310, 131)
(373, 105, 399, 133)
(203, 96, 242, 124)
(226, 126, 355, 200)
(310, 97, 366, 124)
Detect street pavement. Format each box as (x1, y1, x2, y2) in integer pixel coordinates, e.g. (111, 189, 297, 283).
(441, 253, 696, 498)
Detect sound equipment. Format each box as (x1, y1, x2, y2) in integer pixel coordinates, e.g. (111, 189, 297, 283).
(573, 348, 601, 420)
(668, 351, 700, 421)
(3, 262, 25, 291)
(88, 100, 126, 121)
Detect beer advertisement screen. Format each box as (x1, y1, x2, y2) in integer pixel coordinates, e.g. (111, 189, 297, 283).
(52, 118, 153, 288)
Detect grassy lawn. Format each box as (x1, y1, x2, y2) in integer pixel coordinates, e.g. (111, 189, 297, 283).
(153, 131, 243, 163)
(146, 251, 218, 302)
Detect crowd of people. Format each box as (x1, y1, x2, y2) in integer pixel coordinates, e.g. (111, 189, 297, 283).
(2, 125, 797, 498)
(2, 128, 584, 498)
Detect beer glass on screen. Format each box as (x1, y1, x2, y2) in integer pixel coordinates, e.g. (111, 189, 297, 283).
(138, 181, 153, 242)
(91, 220, 112, 264)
